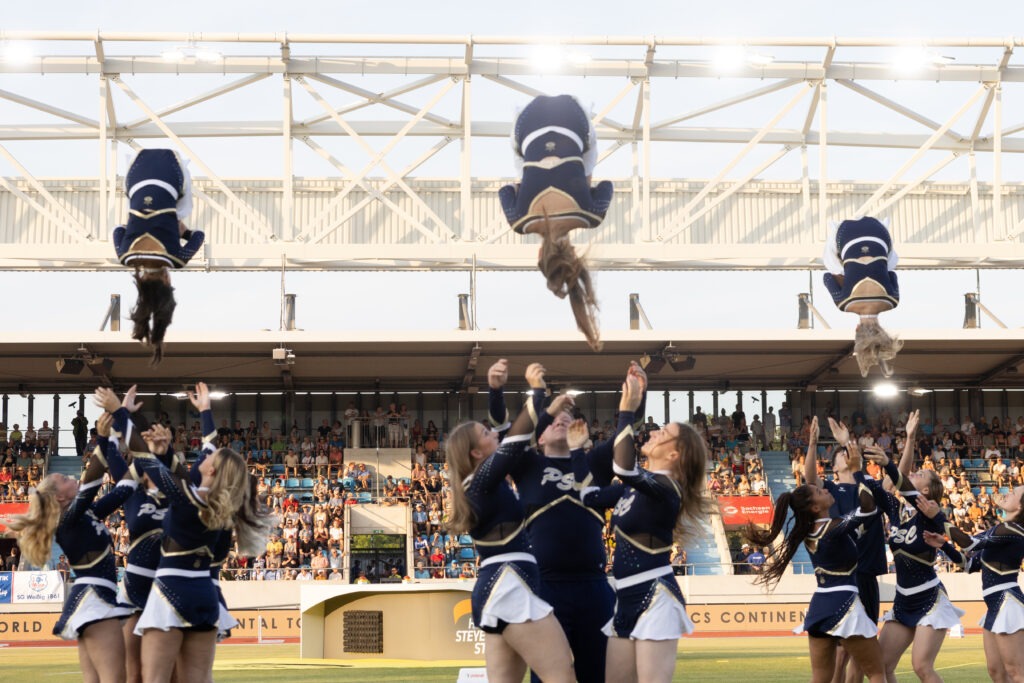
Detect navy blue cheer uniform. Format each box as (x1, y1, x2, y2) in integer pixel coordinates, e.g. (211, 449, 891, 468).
(465, 404, 553, 634)
(499, 94, 613, 234)
(132, 409, 221, 634)
(113, 148, 203, 269)
(102, 407, 170, 614)
(581, 412, 693, 641)
(823, 470, 888, 623)
(799, 472, 879, 639)
(489, 388, 643, 682)
(958, 522, 1024, 633)
(822, 216, 899, 313)
(53, 444, 134, 639)
(210, 531, 239, 640)
(870, 463, 964, 629)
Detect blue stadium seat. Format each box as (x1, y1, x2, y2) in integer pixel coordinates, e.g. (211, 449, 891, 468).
(300, 493, 315, 503)
(357, 491, 372, 503)
(270, 464, 285, 475)
(1000, 486, 1011, 495)
(458, 534, 473, 546)
(341, 477, 356, 491)
(285, 478, 300, 489)
(300, 478, 315, 489)
(458, 547, 476, 560)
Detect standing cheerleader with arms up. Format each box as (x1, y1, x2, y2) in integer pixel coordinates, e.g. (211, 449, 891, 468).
(931, 482, 1024, 681)
(857, 410, 964, 683)
(7, 412, 133, 683)
(579, 370, 711, 683)
(446, 362, 575, 683)
(130, 382, 270, 683)
(747, 418, 885, 683)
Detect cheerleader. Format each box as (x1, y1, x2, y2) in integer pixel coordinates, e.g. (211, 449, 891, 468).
(936, 487, 1024, 681)
(113, 148, 204, 366)
(446, 363, 575, 683)
(822, 216, 902, 377)
(578, 371, 710, 683)
(858, 413, 964, 683)
(498, 94, 613, 351)
(747, 426, 885, 683)
(485, 359, 647, 683)
(804, 416, 889, 683)
(131, 382, 270, 683)
(7, 411, 134, 683)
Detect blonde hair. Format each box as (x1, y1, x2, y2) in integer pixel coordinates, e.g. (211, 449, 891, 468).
(537, 229, 602, 352)
(854, 319, 903, 378)
(444, 422, 481, 534)
(200, 449, 272, 556)
(665, 422, 715, 545)
(7, 475, 62, 567)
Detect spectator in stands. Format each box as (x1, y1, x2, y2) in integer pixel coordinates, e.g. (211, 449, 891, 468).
(747, 546, 767, 574)
(733, 543, 752, 575)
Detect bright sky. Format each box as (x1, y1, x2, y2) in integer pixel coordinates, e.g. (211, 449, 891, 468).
(2, 1, 1024, 431)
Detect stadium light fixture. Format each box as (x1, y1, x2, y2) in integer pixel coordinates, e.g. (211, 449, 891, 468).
(1, 41, 34, 64)
(529, 44, 565, 72)
(712, 45, 747, 72)
(162, 43, 223, 63)
(891, 47, 954, 73)
(873, 382, 899, 398)
(566, 390, 584, 397)
(908, 387, 932, 396)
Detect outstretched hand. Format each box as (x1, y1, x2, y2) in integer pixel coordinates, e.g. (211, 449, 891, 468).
(809, 416, 819, 444)
(93, 387, 121, 413)
(525, 363, 547, 390)
(906, 409, 920, 439)
(488, 359, 509, 390)
(188, 382, 212, 412)
(567, 418, 589, 450)
(141, 424, 172, 456)
(922, 530, 947, 549)
(96, 412, 113, 438)
(619, 373, 643, 413)
(828, 417, 850, 446)
(547, 392, 575, 417)
(628, 361, 648, 395)
(862, 445, 890, 467)
(122, 385, 143, 414)
(914, 495, 940, 519)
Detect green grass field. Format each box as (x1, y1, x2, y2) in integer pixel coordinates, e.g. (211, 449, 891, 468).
(0, 635, 990, 682)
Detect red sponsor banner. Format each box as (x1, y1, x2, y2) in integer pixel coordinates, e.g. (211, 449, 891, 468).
(0, 503, 28, 533)
(717, 496, 773, 526)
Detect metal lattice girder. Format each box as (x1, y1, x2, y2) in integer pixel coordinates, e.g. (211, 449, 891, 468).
(2, 33, 1024, 271)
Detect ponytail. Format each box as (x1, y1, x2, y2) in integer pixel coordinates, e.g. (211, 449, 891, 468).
(745, 486, 816, 589)
(6, 476, 62, 567)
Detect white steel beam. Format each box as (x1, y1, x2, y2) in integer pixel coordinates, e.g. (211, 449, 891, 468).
(652, 79, 803, 130)
(871, 152, 962, 219)
(294, 76, 457, 242)
(657, 83, 811, 240)
(994, 84, 1004, 238)
(855, 83, 988, 217)
(0, 143, 93, 242)
(122, 74, 272, 130)
(303, 74, 455, 128)
(297, 136, 447, 245)
(835, 79, 965, 144)
(0, 89, 99, 128)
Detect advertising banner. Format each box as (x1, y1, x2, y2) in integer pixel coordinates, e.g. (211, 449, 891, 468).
(717, 496, 774, 526)
(12, 571, 64, 604)
(0, 572, 10, 604)
(0, 503, 28, 533)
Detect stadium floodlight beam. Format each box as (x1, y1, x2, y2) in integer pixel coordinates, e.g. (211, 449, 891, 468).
(873, 382, 899, 398)
(891, 46, 955, 73)
(529, 44, 565, 72)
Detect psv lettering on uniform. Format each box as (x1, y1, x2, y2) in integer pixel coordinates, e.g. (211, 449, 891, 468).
(890, 525, 918, 546)
(138, 502, 167, 520)
(540, 467, 575, 491)
(613, 492, 636, 517)
(87, 512, 107, 536)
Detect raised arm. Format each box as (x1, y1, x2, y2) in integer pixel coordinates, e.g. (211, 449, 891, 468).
(804, 416, 821, 486)
(612, 373, 643, 475)
(132, 424, 205, 509)
(486, 358, 511, 433)
(899, 409, 920, 478)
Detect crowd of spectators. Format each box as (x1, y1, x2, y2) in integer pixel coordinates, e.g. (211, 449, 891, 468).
(785, 405, 1024, 571)
(0, 421, 52, 502)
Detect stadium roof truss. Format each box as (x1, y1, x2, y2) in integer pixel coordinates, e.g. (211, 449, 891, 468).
(1, 34, 1024, 271)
